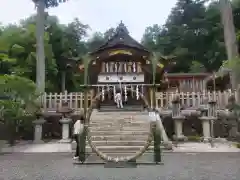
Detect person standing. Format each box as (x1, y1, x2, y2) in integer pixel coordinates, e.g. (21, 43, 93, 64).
(115, 91, 123, 108)
(73, 117, 84, 160)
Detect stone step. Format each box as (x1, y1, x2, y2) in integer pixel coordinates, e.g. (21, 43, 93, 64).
(99, 105, 143, 112)
(85, 145, 156, 153)
(90, 120, 150, 123)
(91, 111, 149, 116)
(71, 143, 172, 153)
(89, 122, 149, 126)
(87, 140, 150, 146)
(88, 152, 144, 158)
(90, 120, 149, 123)
(90, 114, 150, 118)
(99, 108, 143, 112)
(89, 127, 149, 131)
(90, 135, 149, 141)
(89, 124, 149, 129)
(89, 131, 150, 136)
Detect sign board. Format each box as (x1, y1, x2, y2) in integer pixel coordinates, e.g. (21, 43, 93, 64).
(98, 74, 144, 83)
(109, 50, 132, 56)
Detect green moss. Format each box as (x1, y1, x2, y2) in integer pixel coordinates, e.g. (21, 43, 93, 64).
(78, 126, 87, 163)
(187, 135, 201, 142)
(152, 123, 161, 163)
(235, 143, 240, 148)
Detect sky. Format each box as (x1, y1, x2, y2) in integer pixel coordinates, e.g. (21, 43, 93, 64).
(0, 0, 177, 41)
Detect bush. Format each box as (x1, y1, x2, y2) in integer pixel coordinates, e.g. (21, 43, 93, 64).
(0, 75, 40, 144)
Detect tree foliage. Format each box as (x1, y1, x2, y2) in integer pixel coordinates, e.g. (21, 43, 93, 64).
(1, 0, 240, 92)
(32, 0, 68, 8)
(142, 0, 228, 73)
(0, 75, 39, 143)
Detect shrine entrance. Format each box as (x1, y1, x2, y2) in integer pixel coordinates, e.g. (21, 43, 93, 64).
(96, 84, 146, 108)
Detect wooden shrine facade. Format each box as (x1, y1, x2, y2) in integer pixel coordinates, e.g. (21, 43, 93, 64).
(83, 22, 155, 107)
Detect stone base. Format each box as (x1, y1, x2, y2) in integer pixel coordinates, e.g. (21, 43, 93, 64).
(71, 141, 92, 153)
(162, 141, 173, 150)
(173, 135, 187, 142)
(202, 137, 211, 143)
(104, 161, 137, 168)
(0, 140, 7, 152)
(58, 139, 72, 143)
(33, 140, 45, 144)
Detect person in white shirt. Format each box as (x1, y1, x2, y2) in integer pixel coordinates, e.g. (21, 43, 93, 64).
(73, 117, 84, 160)
(115, 92, 123, 108)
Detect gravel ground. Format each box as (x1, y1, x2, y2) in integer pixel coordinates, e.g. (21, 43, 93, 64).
(0, 152, 239, 180)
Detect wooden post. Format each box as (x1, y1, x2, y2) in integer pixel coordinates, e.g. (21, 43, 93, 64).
(152, 85, 156, 109)
(150, 88, 153, 109)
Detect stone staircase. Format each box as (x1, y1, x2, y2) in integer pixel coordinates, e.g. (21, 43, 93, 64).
(85, 110, 154, 156)
(99, 104, 144, 112)
(72, 108, 172, 159)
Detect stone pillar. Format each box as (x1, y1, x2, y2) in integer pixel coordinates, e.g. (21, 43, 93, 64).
(173, 117, 185, 140)
(172, 96, 181, 117)
(33, 118, 46, 143)
(201, 118, 211, 141)
(172, 96, 186, 140)
(208, 100, 217, 140)
(59, 118, 72, 143)
(208, 100, 217, 117)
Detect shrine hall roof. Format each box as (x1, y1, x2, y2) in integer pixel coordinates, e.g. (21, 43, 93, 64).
(90, 21, 149, 54)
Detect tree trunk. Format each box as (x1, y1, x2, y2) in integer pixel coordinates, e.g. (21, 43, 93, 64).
(61, 71, 66, 92)
(36, 0, 46, 93)
(220, 0, 239, 89)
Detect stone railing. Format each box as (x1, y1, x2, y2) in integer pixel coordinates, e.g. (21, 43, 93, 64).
(41, 90, 238, 111)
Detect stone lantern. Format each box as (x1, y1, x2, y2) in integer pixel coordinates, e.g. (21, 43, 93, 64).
(199, 98, 217, 143)
(219, 95, 240, 139)
(57, 102, 74, 143)
(172, 95, 186, 141)
(32, 107, 46, 143)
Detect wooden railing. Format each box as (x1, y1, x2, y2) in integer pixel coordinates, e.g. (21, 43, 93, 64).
(42, 90, 238, 111)
(42, 91, 92, 111)
(155, 90, 238, 109)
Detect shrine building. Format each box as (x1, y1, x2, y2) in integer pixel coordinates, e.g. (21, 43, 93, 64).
(78, 22, 218, 110)
(80, 22, 164, 109)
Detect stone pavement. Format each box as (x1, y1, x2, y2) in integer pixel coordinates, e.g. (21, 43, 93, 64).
(173, 142, 240, 152)
(0, 153, 239, 180)
(1, 141, 240, 153)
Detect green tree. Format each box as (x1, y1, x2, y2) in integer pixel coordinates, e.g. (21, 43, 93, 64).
(0, 75, 39, 144)
(46, 16, 89, 92)
(142, 0, 227, 73)
(189, 61, 206, 73)
(33, 0, 69, 94)
(0, 21, 58, 92)
(87, 27, 117, 52)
